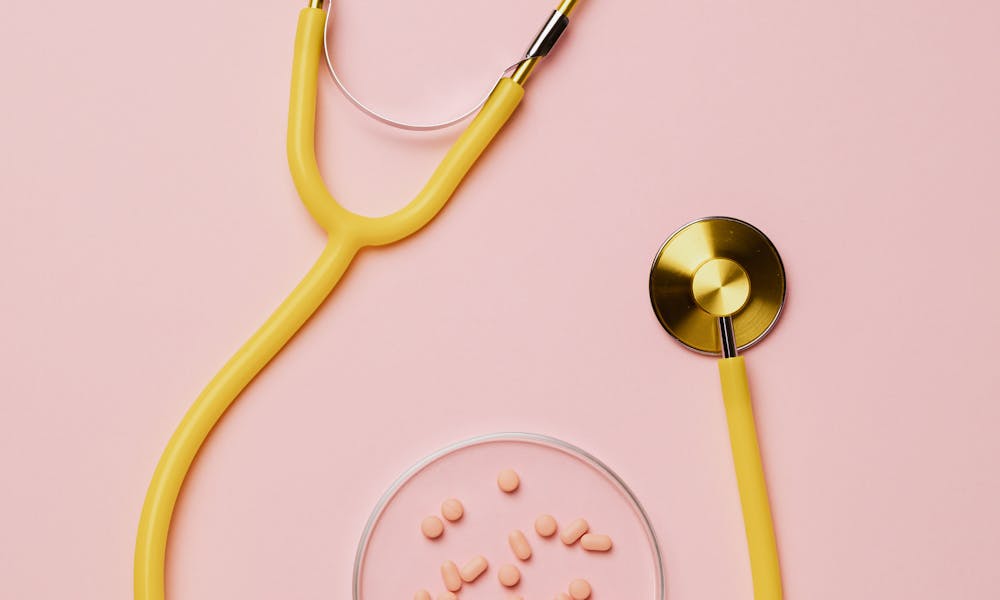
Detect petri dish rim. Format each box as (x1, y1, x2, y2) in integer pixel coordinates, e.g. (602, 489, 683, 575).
(352, 431, 665, 600)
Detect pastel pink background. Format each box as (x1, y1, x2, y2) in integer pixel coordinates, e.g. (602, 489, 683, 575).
(1, 1, 998, 599)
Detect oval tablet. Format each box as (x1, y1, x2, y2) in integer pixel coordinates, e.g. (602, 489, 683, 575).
(535, 514, 558, 537)
(555, 594, 571, 600)
(414, 591, 431, 600)
(498, 564, 521, 587)
(441, 560, 462, 592)
(580, 533, 613, 552)
(508, 529, 532, 560)
(569, 578, 592, 600)
(436, 593, 457, 600)
(497, 468, 520, 493)
(441, 498, 464, 522)
(421, 516, 444, 539)
(460, 555, 488, 582)
(560, 518, 589, 545)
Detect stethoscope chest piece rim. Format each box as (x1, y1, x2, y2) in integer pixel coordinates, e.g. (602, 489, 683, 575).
(648, 216, 786, 355)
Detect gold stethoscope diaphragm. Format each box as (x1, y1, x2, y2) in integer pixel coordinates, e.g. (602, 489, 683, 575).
(648, 217, 786, 355)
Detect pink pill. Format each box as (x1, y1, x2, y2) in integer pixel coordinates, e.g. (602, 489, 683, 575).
(460, 555, 489, 582)
(421, 516, 444, 539)
(441, 560, 462, 592)
(580, 533, 613, 552)
(414, 591, 431, 600)
(441, 498, 464, 522)
(569, 578, 592, 600)
(535, 514, 558, 537)
(560, 518, 589, 545)
(508, 529, 532, 560)
(497, 468, 520, 493)
(555, 594, 571, 600)
(498, 563, 521, 587)
(436, 593, 457, 600)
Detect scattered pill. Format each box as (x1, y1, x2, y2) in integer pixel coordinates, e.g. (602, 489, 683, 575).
(560, 518, 589, 545)
(436, 593, 457, 600)
(508, 596, 525, 600)
(460, 555, 489, 582)
(569, 578, 592, 600)
(497, 468, 520, 493)
(555, 594, 571, 600)
(414, 591, 431, 600)
(535, 514, 558, 537)
(580, 533, 613, 552)
(441, 498, 464, 522)
(421, 516, 444, 539)
(498, 564, 521, 587)
(508, 529, 532, 560)
(441, 560, 462, 592)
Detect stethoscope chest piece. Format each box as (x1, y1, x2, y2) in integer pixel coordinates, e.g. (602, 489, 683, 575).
(648, 216, 787, 598)
(648, 216, 786, 355)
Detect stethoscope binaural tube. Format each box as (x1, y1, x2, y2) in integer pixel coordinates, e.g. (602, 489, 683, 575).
(288, 10, 525, 245)
(133, 2, 580, 599)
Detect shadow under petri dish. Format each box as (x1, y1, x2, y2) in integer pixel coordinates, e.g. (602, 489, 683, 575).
(354, 433, 664, 600)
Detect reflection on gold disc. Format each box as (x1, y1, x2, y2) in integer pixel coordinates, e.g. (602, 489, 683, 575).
(648, 217, 785, 354)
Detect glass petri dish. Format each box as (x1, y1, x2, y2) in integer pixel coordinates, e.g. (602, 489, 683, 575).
(354, 432, 664, 599)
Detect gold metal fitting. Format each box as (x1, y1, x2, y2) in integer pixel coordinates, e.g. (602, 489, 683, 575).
(511, 0, 581, 85)
(511, 58, 540, 86)
(691, 258, 751, 317)
(557, 0, 581, 17)
(649, 217, 786, 355)
(309, 0, 324, 8)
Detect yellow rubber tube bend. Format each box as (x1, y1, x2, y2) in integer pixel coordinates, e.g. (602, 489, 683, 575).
(719, 356, 784, 600)
(134, 8, 524, 600)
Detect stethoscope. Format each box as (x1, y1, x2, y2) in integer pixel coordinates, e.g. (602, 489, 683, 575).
(648, 216, 787, 599)
(134, 2, 787, 599)
(134, 2, 582, 599)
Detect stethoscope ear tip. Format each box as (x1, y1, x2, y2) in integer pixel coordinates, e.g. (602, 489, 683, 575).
(648, 216, 786, 356)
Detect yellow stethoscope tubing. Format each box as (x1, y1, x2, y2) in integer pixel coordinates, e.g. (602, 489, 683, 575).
(289, 9, 525, 245)
(134, 8, 525, 600)
(720, 356, 783, 600)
